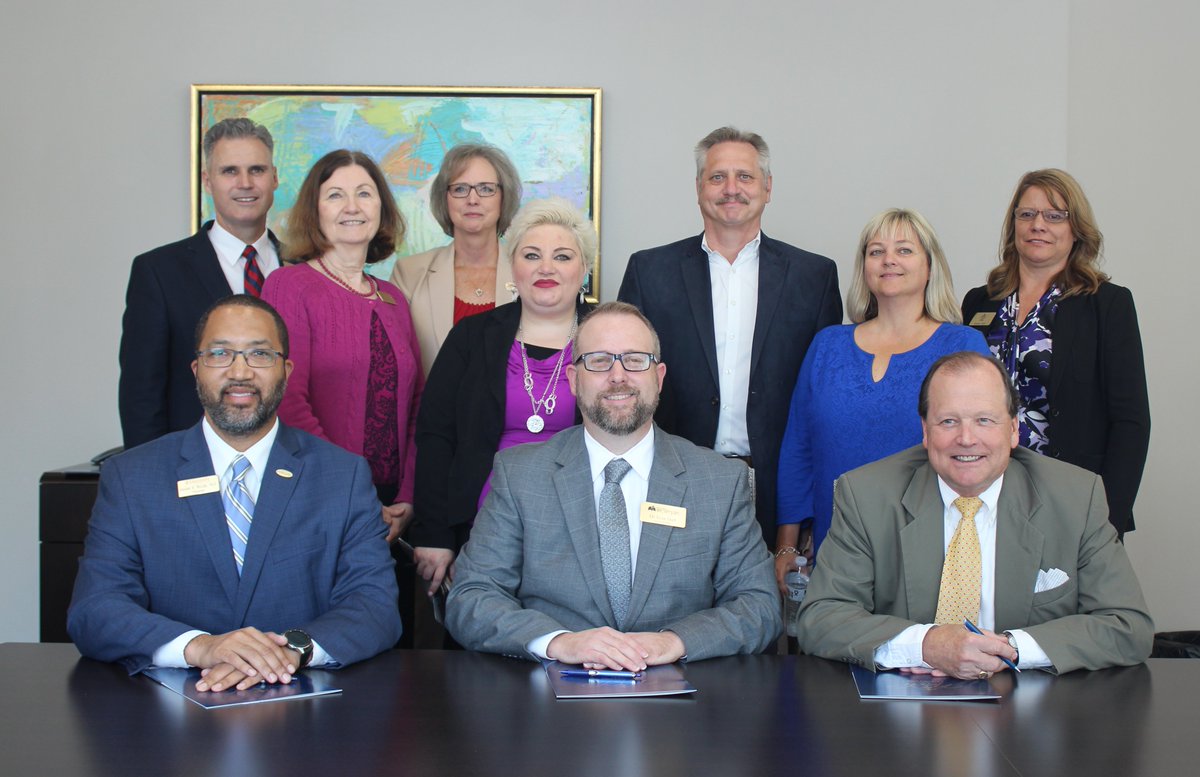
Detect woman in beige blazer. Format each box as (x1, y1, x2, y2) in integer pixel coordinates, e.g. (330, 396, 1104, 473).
(391, 144, 522, 374)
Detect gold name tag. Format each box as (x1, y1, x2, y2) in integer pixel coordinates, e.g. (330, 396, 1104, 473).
(969, 312, 996, 326)
(640, 502, 686, 528)
(378, 290, 396, 305)
(177, 475, 220, 498)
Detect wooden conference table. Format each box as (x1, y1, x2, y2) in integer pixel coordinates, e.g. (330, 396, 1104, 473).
(1, 643, 1192, 777)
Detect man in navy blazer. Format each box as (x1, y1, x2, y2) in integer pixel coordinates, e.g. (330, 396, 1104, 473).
(71, 296, 400, 691)
(619, 126, 842, 546)
(119, 117, 282, 449)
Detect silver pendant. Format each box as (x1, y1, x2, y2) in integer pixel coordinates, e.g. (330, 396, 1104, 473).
(544, 395, 556, 415)
(526, 414, 545, 433)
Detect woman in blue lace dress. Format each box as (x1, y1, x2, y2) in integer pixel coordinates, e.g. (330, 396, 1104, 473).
(774, 209, 988, 591)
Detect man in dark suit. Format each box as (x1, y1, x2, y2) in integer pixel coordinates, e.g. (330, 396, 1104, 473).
(797, 351, 1153, 677)
(447, 303, 780, 667)
(71, 296, 400, 691)
(119, 117, 282, 449)
(618, 126, 842, 546)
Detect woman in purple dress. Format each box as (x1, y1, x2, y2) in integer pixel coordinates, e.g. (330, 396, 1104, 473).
(409, 198, 596, 597)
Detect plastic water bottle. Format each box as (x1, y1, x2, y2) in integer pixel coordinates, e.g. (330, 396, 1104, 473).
(784, 557, 809, 638)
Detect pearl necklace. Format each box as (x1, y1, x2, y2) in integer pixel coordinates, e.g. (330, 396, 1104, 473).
(316, 257, 378, 299)
(517, 317, 577, 434)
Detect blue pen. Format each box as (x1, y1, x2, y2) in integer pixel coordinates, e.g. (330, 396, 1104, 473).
(963, 618, 1020, 673)
(560, 669, 643, 680)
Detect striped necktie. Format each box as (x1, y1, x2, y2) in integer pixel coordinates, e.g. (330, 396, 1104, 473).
(242, 245, 264, 297)
(222, 455, 255, 575)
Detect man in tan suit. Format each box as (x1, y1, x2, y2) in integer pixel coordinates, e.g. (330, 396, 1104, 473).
(798, 351, 1152, 676)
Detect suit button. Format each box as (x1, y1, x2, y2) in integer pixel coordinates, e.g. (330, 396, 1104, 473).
(710, 397, 719, 407)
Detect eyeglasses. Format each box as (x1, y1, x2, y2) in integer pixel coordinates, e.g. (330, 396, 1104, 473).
(574, 351, 659, 372)
(1014, 207, 1069, 224)
(195, 348, 285, 368)
(447, 182, 501, 198)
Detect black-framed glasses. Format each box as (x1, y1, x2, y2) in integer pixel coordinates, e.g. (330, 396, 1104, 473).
(195, 348, 285, 368)
(574, 351, 659, 372)
(447, 182, 501, 198)
(1014, 207, 1069, 224)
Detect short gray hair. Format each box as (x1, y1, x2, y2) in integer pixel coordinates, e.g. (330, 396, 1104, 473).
(203, 118, 274, 161)
(429, 144, 523, 237)
(505, 197, 598, 273)
(694, 126, 770, 180)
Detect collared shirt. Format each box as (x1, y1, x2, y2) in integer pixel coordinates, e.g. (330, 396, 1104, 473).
(873, 474, 1051, 670)
(526, 426, 657, 659)
(152, 419, 332, 668)
(208, 220, 280, 294)
(702, 232, 760, 456)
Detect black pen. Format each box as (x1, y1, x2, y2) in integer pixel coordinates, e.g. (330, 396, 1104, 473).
(963, 618, 1020, 673)
(560, 669, 643, 679)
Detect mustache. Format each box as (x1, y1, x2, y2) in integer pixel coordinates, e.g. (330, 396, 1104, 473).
(717, 195, 750, 205)
(220, 382, 260, 395)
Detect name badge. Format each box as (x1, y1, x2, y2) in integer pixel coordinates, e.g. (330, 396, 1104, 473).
(377, 290, 396, 305)
(640, 502, 686, 528)
(969, 312, 996, 327)
(177, 475, 220, 498)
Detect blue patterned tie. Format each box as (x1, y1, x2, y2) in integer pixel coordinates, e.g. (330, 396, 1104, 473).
(222, 455, 255, 575)
(598, 458, 633, 628)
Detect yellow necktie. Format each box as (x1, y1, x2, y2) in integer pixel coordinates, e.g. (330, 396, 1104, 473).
(934, 496, 983, 625)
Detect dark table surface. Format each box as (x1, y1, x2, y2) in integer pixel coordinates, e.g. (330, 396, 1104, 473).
(1, 643, 1192, 777)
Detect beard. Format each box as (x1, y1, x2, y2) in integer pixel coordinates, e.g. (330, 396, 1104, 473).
(579, 385, 659, 437)
(197, 378, 286, 437)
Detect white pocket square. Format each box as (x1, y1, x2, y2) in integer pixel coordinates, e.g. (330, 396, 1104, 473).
(1034, 568, 1070, 593)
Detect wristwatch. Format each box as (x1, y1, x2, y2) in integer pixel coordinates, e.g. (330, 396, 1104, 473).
(283, 629, 314, 669)
(1003, 631, 1020, 667)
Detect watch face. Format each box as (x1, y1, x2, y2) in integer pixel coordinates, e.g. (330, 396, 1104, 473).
(284, 629, 312, 650)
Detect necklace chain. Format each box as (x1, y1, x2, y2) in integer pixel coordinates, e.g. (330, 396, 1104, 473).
(316, 257, 378, 299)
(518, 317, 577, 433)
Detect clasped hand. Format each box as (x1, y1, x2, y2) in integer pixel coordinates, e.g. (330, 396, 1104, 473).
(184, 628, 301, 693)
(547, 627, 686, 671)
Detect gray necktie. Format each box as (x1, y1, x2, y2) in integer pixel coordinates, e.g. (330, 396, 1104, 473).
(599, 458, 634, 628)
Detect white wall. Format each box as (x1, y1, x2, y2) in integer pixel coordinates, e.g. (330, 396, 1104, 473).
(0, 1, 1190, 641)
(1069, 1, 1200, 630)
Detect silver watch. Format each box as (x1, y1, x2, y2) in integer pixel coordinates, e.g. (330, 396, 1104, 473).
(1003, 630, 1019, 666)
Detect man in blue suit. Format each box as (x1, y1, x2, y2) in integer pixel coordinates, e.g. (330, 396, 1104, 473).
(619, 126, 843, 547)
(71, 296, 400, 691)
(119, 118, 282, 449)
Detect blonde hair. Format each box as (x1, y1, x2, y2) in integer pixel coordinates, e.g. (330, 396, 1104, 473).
(846, 208, 961, 324)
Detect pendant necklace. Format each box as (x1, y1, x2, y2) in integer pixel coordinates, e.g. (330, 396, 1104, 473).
(518, 317, 577, 433)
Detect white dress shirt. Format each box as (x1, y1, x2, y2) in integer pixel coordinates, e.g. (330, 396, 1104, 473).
(527, 427, 657, 658)
(702, 232, 759, 456)
(873, 475, 1051, 670)
(152, 419, 332, 668)
(208, 220, 280, 294)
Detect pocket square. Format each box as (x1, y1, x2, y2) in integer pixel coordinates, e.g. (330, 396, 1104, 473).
(1034, 568, 1070, 593)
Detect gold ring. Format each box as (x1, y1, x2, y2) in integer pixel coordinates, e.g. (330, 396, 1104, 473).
(978, 670, 989, 680)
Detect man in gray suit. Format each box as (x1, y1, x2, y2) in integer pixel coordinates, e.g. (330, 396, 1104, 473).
(446, 302, 780, 669)
(798, 351, 1153, 677)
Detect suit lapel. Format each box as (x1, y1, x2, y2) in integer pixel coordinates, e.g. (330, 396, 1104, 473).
(899, 464, 949, 624)
(750, 235, 786, 378)
(178, 424, 240, 607)
(233, 426, 304, 623)
(553, 431, 617, 626)
(1048, 294, 1081, 399)
(681, 237, 720, 387)
(425, 245, 456, 347)
(627, 431, 686, 625)
(993, 456, 1044, 631)
(189, 223, 236, 299)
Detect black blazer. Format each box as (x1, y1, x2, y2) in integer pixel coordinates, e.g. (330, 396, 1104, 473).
(962, 282, 1150, 533)
(618, 233, 843, 542)
(118, 222, 281, 449)
(409, 299, 592, 550)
